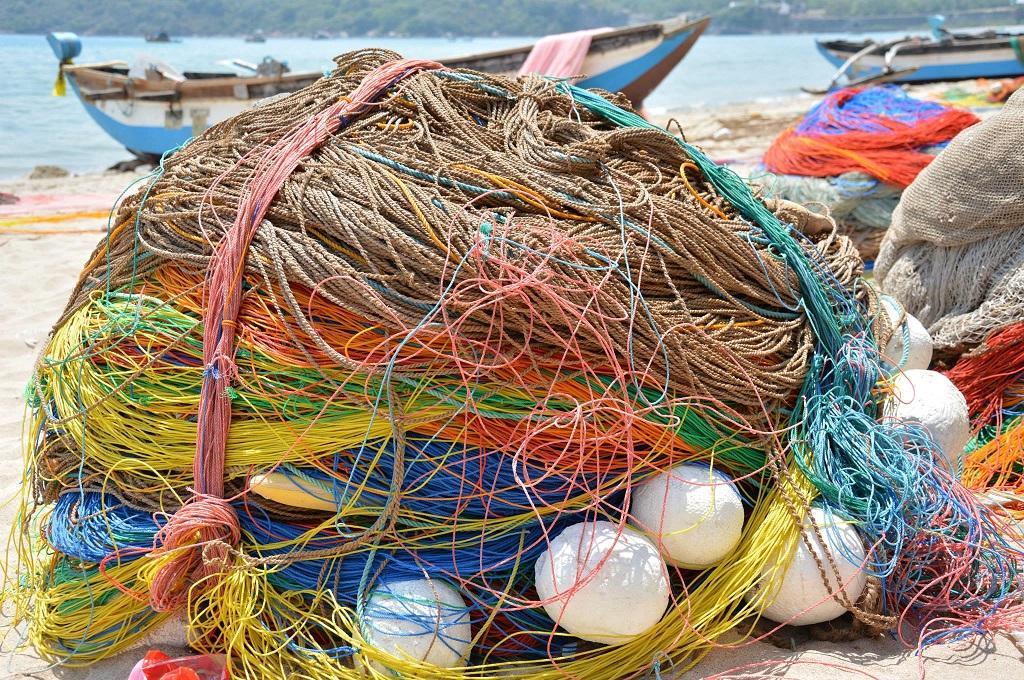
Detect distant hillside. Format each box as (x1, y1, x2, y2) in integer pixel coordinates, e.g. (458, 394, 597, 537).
(0, 0, 1017, 37)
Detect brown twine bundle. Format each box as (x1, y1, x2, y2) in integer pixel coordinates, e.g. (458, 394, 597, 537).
(64, 49, 863, 437)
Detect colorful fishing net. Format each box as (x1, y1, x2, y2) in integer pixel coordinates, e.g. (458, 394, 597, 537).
(950, 322, 1024, 524)
(758, 86, 979, 263)
(8, 51, 1023, 678)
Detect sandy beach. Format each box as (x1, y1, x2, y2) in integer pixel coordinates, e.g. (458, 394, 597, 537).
(1, 92, 1022, 678)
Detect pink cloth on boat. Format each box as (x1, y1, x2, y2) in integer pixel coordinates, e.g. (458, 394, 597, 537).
(517, 28, 609, 78)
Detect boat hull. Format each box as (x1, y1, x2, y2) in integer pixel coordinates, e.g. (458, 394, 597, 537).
(58, 17, 709, 159)
(817, 38, 1024, 84)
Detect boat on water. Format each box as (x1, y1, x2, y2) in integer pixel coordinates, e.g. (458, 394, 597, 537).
(46, 15, 709, 160)
(245, 31, 267, 43)
(144, 31, 180, 44)
(813, 16, 1024, 92)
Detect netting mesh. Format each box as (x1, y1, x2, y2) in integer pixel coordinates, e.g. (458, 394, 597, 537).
(876, 89, 1024, 358)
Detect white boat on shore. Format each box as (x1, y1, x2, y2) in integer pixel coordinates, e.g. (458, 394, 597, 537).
(46, 16, 710, 161)
(812, 16, 1024, 91)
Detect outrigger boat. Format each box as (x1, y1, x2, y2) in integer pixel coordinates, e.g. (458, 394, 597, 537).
(46, 15, 710, 161)
(809, 16, 1024, 93)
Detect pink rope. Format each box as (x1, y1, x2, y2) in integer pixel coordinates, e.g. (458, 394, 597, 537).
(149, 58, 443, 612)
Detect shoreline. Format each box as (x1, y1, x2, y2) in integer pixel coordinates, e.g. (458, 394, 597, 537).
(2, 78, 1002, 185)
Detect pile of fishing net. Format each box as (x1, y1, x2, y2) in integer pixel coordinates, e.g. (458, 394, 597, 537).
(10, 51, 1024, 678)
(877, 89, 1024, 359)
(757, 85, 978, 263)
(879, 88, 1024, 527)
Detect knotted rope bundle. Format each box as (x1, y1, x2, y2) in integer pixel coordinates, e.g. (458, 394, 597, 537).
(11, 50, 1023, 678)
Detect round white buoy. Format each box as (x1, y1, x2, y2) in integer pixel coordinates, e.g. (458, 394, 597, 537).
(629, 463, 745, 569)
(362, 578, 473, 669)
(752, 507, 868, 626)
(886, 368, 971, 472)
(534, 521, 670, 645)
(880, 296, 933, 371)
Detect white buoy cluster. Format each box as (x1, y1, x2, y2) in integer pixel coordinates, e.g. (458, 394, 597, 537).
(533, 462, 746, 645)
(877, 298, 970, 473)
(353, 461, 883, 666)
(343, 301, 978, 666)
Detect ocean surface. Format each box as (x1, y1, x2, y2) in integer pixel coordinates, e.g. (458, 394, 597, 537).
(1, 31, 867, 178)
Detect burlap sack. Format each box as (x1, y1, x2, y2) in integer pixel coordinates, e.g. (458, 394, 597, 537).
(875, 89, 1024, 359)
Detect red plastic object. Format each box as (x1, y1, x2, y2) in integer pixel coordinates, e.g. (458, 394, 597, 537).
(127, 650, 227, 680)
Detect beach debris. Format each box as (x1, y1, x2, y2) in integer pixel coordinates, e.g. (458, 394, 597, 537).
(10, 50, 1023, 678)
(28, 165, 69, 179)
(108, 157, 153, 173)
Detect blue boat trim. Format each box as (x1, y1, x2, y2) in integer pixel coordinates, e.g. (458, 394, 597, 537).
(817, 41, 1024, 84)
(578, 29, 691, 94)
(67, 79, 192, 155)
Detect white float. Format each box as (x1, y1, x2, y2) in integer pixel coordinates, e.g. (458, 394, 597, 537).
(249, 471, 337, 512)
(880, 296, 933, 371)
(362, 578, 473, 669)
(534, 521, 670, 645)
(629, 463, 745, 569)
(885, 368, 971, 472)
(752, 507, 868, 626)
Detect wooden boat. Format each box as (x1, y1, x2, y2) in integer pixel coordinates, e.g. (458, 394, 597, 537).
(46, 15, 709, 160)
(814, 22, 1024, 92)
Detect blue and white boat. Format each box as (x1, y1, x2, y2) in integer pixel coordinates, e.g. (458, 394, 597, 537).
(46, 15, 709, 161)
(813, 17, 1024, 91)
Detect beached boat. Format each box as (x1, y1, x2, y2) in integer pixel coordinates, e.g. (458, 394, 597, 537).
(814, 20, 1024, 91)
(46, 15, 709, 160)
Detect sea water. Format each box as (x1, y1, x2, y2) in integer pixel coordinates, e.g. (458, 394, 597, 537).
(0, 32, 858, 178)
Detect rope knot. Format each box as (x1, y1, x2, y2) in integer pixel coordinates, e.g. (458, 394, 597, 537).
(148, 495, 240, 612)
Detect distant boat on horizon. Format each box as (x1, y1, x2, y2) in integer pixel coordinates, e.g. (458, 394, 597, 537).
(245, 30, 266, 43)
(812, 16, 1024, 91)
(46, 15, 710, 161)
(144, 31, 180, 44)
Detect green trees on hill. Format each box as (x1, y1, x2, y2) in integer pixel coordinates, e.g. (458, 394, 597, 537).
(0, 0, 1016, 37)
